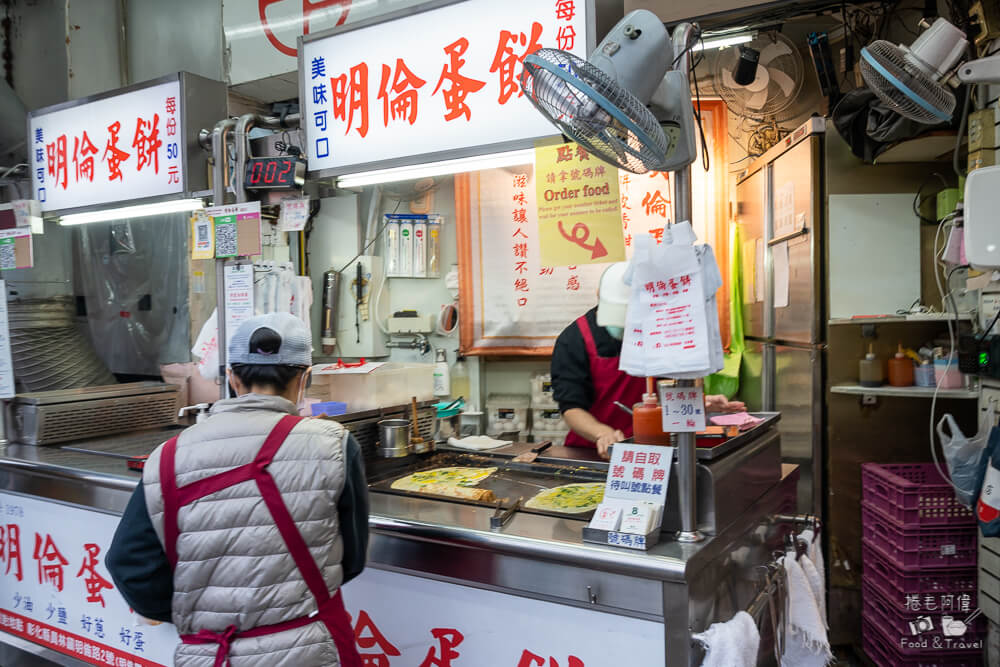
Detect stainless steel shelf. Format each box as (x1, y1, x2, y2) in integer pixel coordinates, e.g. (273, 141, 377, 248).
(828, 313, 973, 325)
(830, 384, 978, 399)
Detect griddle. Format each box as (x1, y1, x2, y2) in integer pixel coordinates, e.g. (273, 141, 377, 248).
(368, 452, 606, 521)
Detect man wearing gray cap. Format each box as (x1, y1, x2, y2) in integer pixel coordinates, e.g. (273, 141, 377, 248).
(106, 313, 367, 667)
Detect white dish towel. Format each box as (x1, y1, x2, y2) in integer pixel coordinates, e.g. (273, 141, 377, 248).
(781, 555, 833, 667)
(693, 610, 760, 667)
(799, 529, 827, 628)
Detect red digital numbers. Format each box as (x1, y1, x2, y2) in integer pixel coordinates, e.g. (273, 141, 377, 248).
(247, 157, 295, 188)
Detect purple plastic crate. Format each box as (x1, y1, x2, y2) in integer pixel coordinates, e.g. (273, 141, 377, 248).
(862, 463, 975, 528)
(862, 507, 977, 569)
(862, 542, 977, 609)
(862, 578, 985, 636)
(863, 621, 984, 667)
(863, 594, 985, 660)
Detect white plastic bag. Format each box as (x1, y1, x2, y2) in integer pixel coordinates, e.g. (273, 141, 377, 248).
(937, 411, 992, 507)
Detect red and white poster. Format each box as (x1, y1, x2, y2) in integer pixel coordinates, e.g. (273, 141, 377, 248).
(341, 567, 665, 665)
(0, 492, 178, 666)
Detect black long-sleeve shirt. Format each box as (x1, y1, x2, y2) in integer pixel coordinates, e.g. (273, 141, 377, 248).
(105, 433, 370, 623)
(551, 307, 624, 414)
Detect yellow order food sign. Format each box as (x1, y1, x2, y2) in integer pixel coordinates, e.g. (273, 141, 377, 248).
(534, 142, 625, 267)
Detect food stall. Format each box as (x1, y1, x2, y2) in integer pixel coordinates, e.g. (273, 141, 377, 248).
(0, 402, 798, 666)
(0, 2, 815, 666)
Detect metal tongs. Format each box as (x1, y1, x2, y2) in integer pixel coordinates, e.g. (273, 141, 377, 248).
(490, 497, 523, 529)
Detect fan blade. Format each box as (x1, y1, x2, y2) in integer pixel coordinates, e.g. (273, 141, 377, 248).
(759, 40, 793, 66)
(769, 68, 796, 97)
(746, 90, 769, 110)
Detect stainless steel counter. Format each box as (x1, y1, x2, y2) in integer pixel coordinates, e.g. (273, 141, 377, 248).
(0, 421, 798, 666)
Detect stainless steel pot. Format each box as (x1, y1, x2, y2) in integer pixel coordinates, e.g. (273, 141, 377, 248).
(377, 419, 411, 458)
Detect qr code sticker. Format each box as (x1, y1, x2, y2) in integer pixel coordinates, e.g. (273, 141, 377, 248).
(215, 223, 237, 257)
(0, 243, 15, 270)
(197, 223, 209, 245)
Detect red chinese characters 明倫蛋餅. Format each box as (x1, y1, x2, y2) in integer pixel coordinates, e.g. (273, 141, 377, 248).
(32, 533, 69, 592)
(433, 37, 486, 122)
(489, 22, 543, 105)
(378, 58, 427, 127)
(46, 135, 68, 190)
(332, 63, 370, 138)
(418, 628, 464, 667)
(354, 609, 401, 667)
(76, 543, 113, 607)
(102, 121, 131, 182)
(72, 131, 98, 183)
(132, 114, 162, 174)
(518, 650, 584, 667)
(0, 524, 23, 582)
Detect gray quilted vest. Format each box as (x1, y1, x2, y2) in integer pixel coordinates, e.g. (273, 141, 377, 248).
(143, 394, 348, 666)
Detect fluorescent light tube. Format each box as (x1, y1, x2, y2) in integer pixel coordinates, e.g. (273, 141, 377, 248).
(693, 34, 754, 51)
(337, 149, 536, 188)
(59, 198, 205, 225)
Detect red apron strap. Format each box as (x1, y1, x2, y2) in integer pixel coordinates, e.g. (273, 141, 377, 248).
(317, 590, 364, 667)
(576, 315, 598, 359)
(251, 415, 330, 604)
(159, 436, 181, 569)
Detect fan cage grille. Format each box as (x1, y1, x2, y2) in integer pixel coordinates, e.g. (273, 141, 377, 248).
(859, 41, 955, 124)
(520, 49, 668, 174)
(713, 32, 804, 121)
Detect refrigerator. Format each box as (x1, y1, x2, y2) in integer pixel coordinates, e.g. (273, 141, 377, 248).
(737, 117, 825, 515)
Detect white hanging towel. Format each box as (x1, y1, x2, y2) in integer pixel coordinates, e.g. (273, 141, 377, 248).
(781, 555, 833, 667)
(693, 610, 760, 667)
(800, 529, 827, 628)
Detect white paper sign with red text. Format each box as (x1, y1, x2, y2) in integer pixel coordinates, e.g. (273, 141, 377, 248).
(341, 567, 665, 665)
(29, 81, 184, 213)
(301, 0, 590, 174)
(0, 492, 178, 666)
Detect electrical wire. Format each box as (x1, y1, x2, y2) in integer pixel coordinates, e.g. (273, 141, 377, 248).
(335, 198, 403, 273)
(954, 82, 973, 181)
(690, 34, 711, 172)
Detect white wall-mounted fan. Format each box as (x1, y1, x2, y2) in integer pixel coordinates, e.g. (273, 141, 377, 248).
(519, 10, 698, 175)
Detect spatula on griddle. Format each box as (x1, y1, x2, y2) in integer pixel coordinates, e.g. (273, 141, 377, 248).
(512, 440, 553, 463)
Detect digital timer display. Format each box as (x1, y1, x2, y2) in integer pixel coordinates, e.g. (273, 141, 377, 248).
(244, 156, 305, 190)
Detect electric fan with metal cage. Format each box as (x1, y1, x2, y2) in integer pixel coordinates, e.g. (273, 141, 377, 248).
(860, 17, 1000, 124)
(713, 32, 804, 122)
(519, 10, 698, 175)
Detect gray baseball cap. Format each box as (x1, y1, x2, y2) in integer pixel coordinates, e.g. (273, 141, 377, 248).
(228, 313, 312, 367)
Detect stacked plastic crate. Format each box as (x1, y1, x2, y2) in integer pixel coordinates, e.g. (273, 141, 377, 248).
(861, 463, 983, 666)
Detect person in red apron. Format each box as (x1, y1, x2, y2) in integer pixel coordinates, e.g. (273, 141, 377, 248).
(552, 263, 743, 458)
(107, 313, 368, 666)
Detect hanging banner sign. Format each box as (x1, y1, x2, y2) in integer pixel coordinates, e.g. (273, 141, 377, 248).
(27, 73, 227, 215)
(0, 492, 179, 666)
(300, 0, 593, 176)
(534, 142, 625, 267)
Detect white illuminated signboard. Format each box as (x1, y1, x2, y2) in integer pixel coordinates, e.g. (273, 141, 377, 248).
(300, 0, 593, 176)
(29, 79, 185, 213)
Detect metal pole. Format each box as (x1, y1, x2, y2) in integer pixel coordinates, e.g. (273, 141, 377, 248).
(671, 22, 704, 543)
(210, 118, 235, 400)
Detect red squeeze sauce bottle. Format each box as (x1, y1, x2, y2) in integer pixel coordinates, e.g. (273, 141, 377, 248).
(633, 378, 672, 446)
